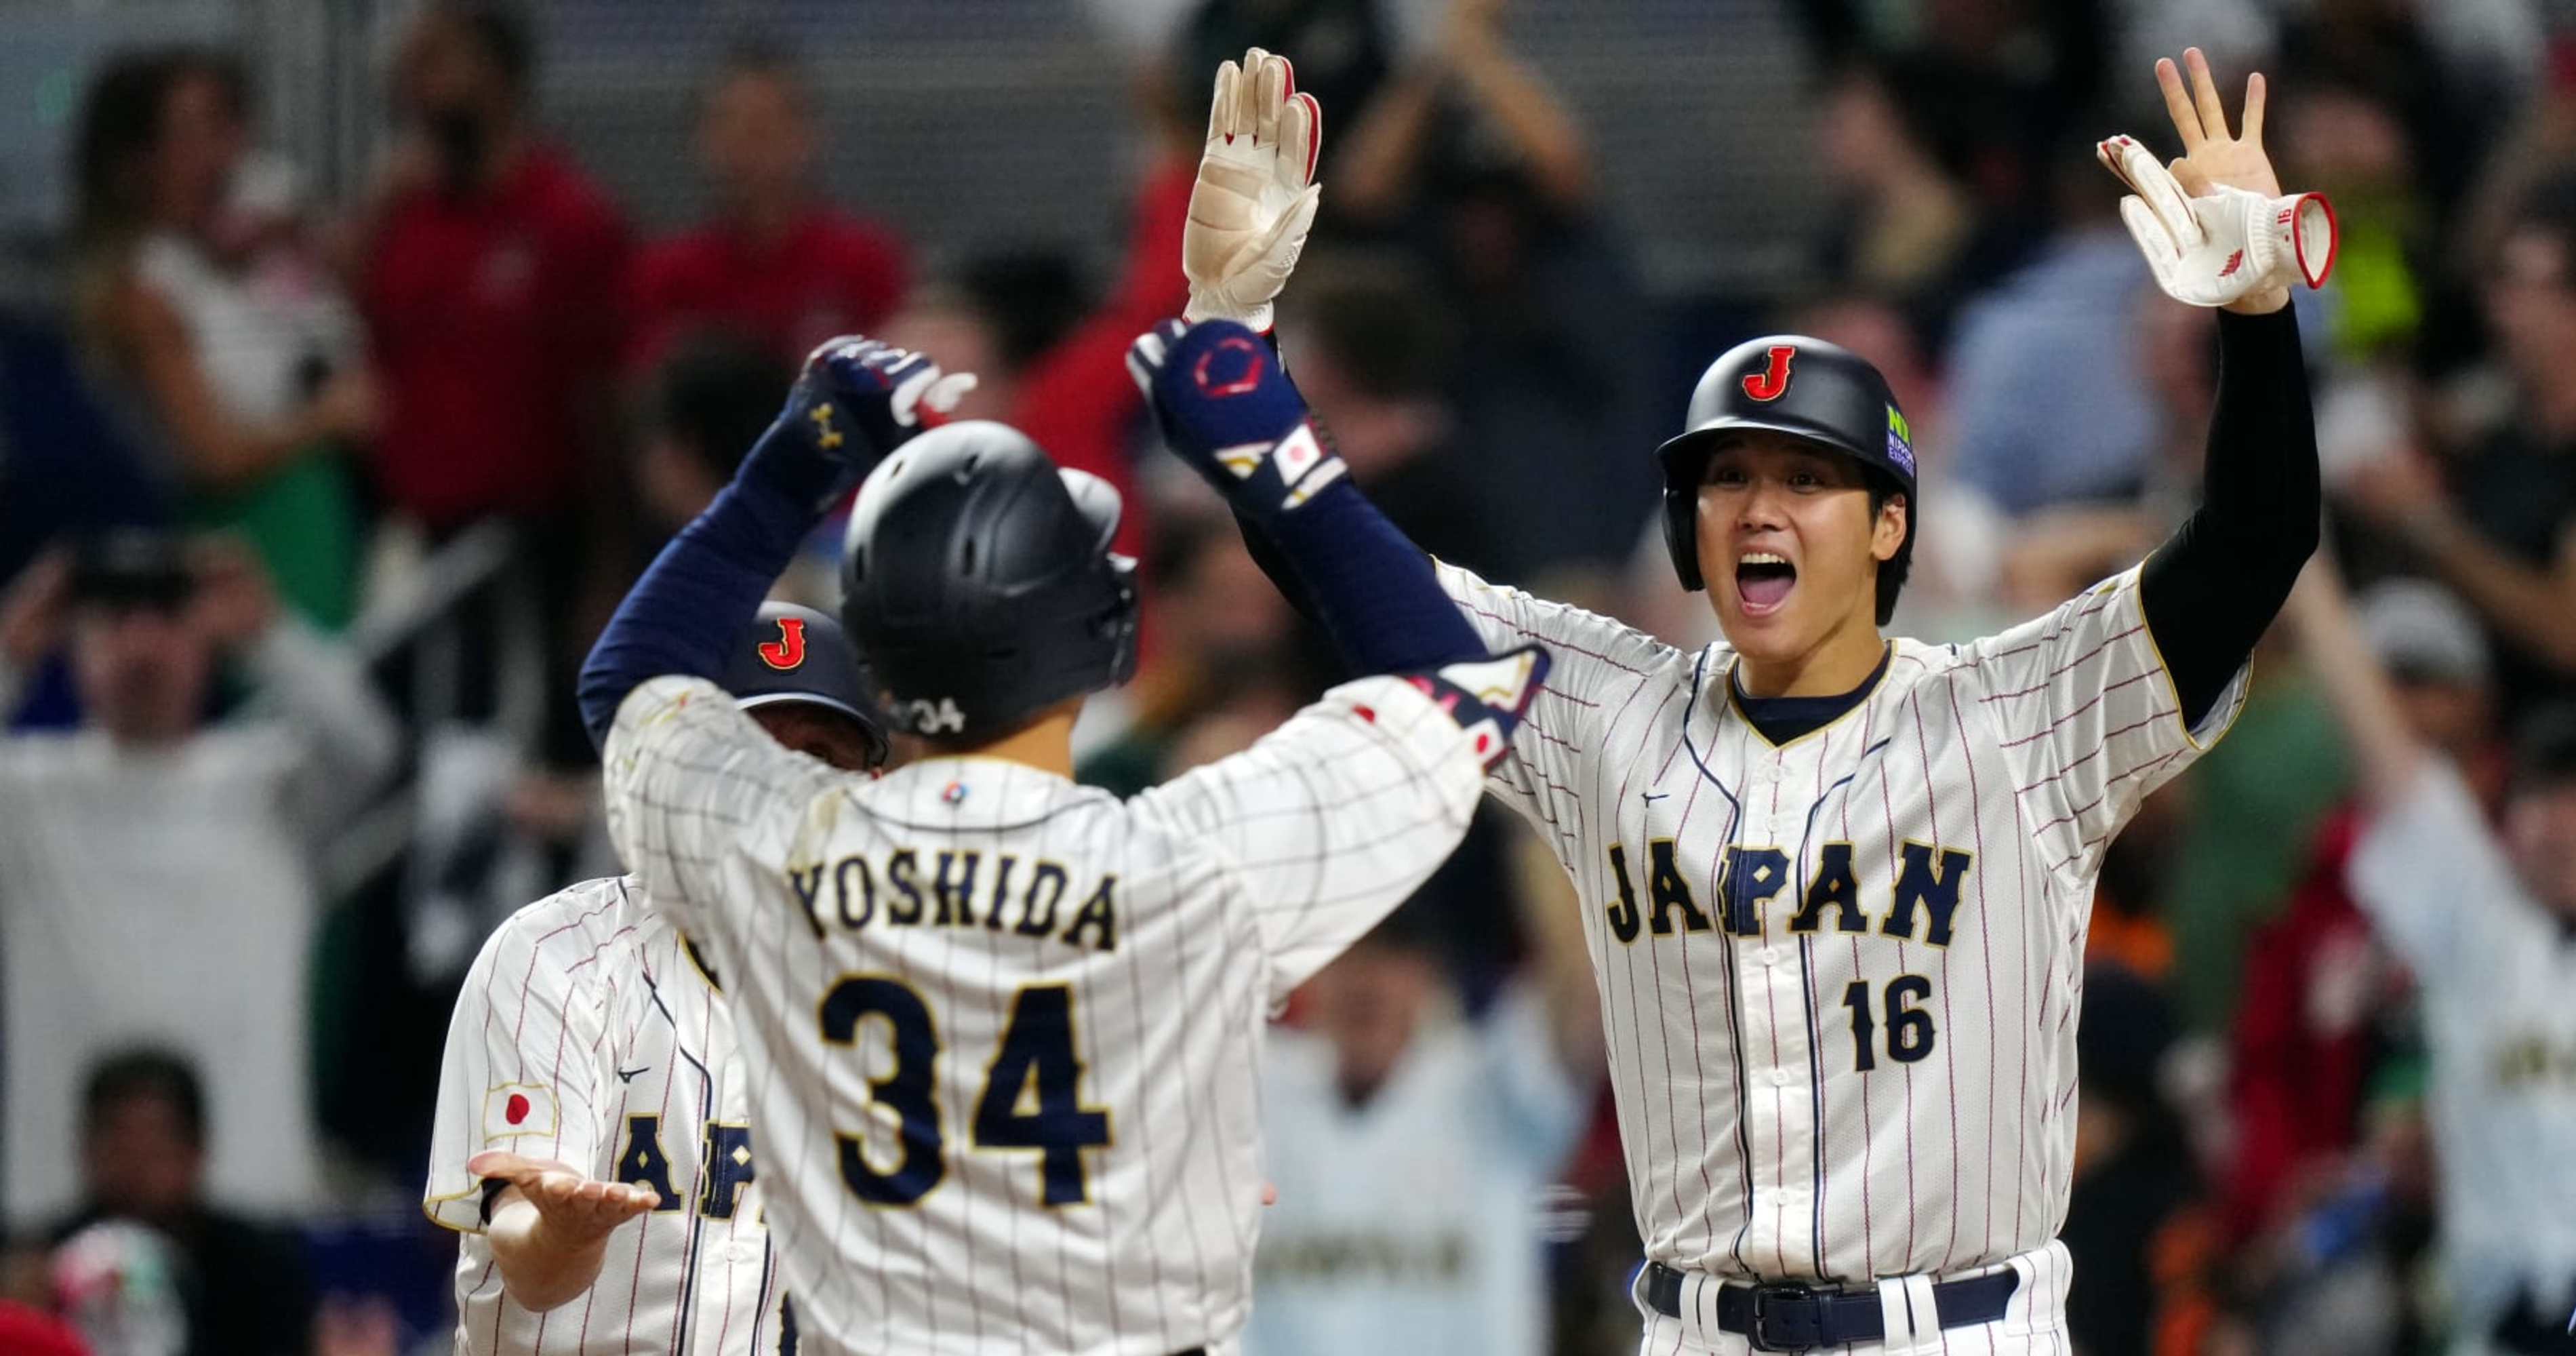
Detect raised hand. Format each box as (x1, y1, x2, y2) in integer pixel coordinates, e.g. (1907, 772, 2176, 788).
(2097, 47, 2334, 313)
(1184, 48, 1323, 332)
(743, 336, 978, 510)
(2156, 47, 2280, 199)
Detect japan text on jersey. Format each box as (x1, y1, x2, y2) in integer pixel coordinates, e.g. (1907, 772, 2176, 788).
(426, 877, 794, 1356)
(1438, 561, 2240, 1290)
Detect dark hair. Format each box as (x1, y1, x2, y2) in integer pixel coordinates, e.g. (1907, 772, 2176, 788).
(1289, 253, 1458, 401)
(951, 252, 1091, 374)
(1867, 473, 1912, 626)
(650, 331, 793, 484)
(433, 1, 534, 95)
(2512, 705, 2576, 797)
(70, 46, 247, 254)
(83, 1048, 206, 1148)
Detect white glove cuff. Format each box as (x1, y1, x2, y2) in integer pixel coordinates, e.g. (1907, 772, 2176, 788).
(2247, 191, 2337, 292)
(1184, 293, 1274, 334)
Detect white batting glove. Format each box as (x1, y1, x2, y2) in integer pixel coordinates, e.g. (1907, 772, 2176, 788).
(1183, 47, 1323, 333)
(2096, 134, 2335, 308)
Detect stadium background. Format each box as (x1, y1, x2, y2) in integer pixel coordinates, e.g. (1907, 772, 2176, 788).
(3, 1, 2572, 1353)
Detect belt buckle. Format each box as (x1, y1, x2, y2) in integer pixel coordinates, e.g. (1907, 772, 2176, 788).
(1747, 1281, 1824, 1352)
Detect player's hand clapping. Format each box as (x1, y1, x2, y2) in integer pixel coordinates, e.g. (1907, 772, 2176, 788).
(740, 336, 978, 512)
(2097, 47, 2334, 314)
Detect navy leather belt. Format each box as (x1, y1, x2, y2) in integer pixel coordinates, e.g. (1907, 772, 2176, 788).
(1641, 1260, 2019, 1351)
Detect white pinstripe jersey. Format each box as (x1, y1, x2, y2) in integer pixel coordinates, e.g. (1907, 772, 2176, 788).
(1438, 561, 2243, 1289)
(599, 673, 1488, 1356)
(425, 875, 794, 1356)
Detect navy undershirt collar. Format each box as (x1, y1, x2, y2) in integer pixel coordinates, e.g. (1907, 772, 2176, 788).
(1731, 646, 1891, 745)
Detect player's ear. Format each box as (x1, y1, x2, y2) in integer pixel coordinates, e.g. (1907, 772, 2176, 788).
(1872, 493, 1908, 562)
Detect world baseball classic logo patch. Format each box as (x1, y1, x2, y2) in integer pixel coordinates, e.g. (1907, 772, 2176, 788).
(483, 1083, 559, 1139)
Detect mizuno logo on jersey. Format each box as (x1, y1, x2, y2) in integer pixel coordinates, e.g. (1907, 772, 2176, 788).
(788, 848, 1121, 953)
(1601, 839, 1973, 945)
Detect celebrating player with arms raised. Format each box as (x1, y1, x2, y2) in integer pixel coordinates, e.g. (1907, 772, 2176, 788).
(1145, 47, 2331, 1353)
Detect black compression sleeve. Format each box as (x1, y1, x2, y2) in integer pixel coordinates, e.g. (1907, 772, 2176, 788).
(2137, 306, 2320, 726)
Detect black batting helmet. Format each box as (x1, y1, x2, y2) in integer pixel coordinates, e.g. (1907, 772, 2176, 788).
(1655, 336, 1917, 624)
(838, 421, 1139, 743)
(719, 602, 891, 770)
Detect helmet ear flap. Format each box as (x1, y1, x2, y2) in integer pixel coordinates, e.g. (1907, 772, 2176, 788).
(1663, 481, 1705, 592)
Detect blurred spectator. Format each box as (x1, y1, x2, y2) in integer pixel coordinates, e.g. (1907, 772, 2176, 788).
(0, 535, 398, 1229)
(1809, 54, 2023, 339)
(1946, 138, 2160, 515)
(2222, 578, 2497, 1248)
(355, 2, 627, 636)
(2345, 174, 2576, 722)
(1244, 887, 1599, 1356)
(1792, 0, 2112, 219)
(1994, 289, 2215, 609)
(68, 47, 376, 629)
(878, 253, 1091, 431)
(2290, 549, 2576, 1356)
(2061, 963, 2192, 1356)
(1077, 510, 1306, 797)
(632, 332, 792, 539)
(43, 1051, 317, 1356)
(1274, 253, 1496, 574)
(624, 45, 910, 375)
(1323, 0, 1659, 578)
(1173, 0, 1393, 174)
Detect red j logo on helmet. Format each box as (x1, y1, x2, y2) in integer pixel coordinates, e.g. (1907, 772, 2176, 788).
(759, 618, 808, 670)
(1740, 346, 1796, 402)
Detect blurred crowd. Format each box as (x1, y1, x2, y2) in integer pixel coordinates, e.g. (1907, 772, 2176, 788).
(1, 0, 2574, 1353)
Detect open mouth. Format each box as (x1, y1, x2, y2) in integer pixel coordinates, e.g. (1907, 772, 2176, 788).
(1736, 552, 1796, 616)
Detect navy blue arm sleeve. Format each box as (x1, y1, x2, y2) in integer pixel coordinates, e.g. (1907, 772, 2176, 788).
(574, 469, 814, 747)
(2138, 306, 2320, 727)
(1253, 473, 1485, 675)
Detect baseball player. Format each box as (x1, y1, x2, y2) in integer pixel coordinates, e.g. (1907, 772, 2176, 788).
(1146, 47, 2334, 1353)
(568, 113, 1548, 1351)
(2286, 558, 2576, 1353)
(424, 603, 889, 1356)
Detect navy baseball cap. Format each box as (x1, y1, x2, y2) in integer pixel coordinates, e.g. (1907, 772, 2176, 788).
(721, 603, 891, 769)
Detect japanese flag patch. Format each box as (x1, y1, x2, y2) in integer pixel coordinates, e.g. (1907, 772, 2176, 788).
(483, 1083, 559, 1139)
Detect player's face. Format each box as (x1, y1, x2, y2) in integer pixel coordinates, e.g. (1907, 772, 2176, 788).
(1694, 435, 1904, 669)
(2505, 779, 2576, 917)
(750, 704, 886, 775)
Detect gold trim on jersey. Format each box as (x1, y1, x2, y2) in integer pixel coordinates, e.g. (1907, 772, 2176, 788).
(420, 1186, 489, 1236)
(1720, 641, 1895, 752)
(679, 932, 724, 993)
(2124, 557, 2249, 753)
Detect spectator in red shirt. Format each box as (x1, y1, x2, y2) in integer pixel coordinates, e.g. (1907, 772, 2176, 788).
(355, 1, 627, 537)
(625, 46, 911, 375)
